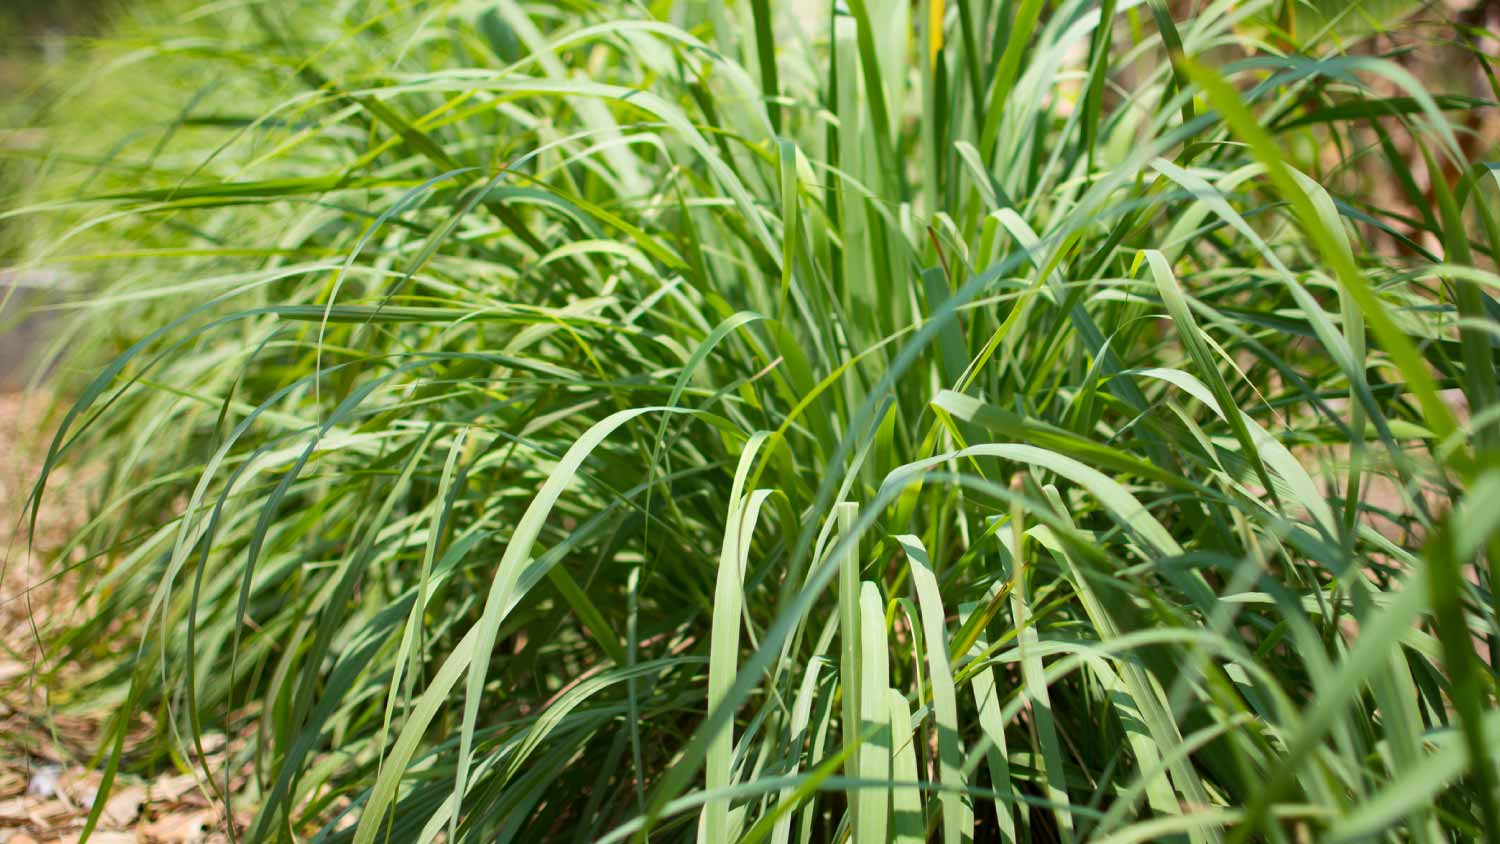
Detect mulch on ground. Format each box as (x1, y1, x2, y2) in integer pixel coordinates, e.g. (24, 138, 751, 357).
(1, 392, 246, 844)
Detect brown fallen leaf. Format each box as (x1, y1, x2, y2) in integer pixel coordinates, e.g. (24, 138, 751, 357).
(58, 832, 137, 844)
(0, 659, 28, 683)
(0, 776, 26, 802)
(0, 795, 31, 822)
(101, 784, 146, 828)
(60, 768, 103, 809)
(142, 808, 214, 844)
(25, 796, 73, 824)
(148, 774, 199, 804)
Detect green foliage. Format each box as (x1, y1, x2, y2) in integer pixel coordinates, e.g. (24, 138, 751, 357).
(10, 0, 1500, 842)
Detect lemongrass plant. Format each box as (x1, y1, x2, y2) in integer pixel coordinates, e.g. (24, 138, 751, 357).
(10, 0, 1500, 842)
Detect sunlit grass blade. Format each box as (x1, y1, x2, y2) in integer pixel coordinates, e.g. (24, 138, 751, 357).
(898, 534, 972, 844)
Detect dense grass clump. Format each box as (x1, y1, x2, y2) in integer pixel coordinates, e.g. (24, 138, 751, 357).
(9, 0, 1500, 841)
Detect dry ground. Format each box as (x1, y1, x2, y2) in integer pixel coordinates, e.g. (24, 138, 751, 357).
(1, 392, 244, 844)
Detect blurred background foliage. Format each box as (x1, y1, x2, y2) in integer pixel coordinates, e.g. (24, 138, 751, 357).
(0, 0, 123, 107)
(1, 0, 126, 386)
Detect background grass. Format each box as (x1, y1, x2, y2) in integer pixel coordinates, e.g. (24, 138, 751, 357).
(7, 0, 1500, 842)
